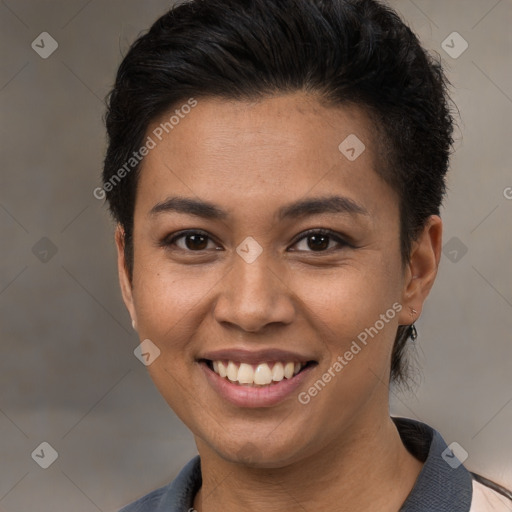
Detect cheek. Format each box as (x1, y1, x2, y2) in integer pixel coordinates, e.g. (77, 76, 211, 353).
(297, 269, 401, 429)
(298, 258, 403, 391)
(130, 261, 217, 421)
(132, 258, 221, 338)
(132, 244, 402, 348)
(299, 259, 401, 329)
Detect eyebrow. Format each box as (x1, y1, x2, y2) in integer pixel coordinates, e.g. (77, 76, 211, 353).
(148, 195, 369, 221)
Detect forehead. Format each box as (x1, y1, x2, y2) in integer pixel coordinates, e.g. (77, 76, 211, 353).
(135, 93, 397, 222)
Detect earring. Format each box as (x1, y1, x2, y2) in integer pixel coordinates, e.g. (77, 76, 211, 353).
(132, 319, 137, 330)
(409, 323, 418, 342)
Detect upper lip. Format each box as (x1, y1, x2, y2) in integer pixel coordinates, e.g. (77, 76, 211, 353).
(199, 348, 316, 365)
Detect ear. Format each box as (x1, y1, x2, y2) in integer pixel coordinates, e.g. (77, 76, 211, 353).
(114, 225, 137, 329)
(398, 215, 443, 325)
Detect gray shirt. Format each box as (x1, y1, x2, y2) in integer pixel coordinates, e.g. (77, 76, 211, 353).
(119, 417, 511, 511)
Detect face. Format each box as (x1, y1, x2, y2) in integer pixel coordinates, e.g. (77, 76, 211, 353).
(116, 93, 441, 467)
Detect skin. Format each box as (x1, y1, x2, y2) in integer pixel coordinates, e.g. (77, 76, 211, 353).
(115, 92, 442, 512)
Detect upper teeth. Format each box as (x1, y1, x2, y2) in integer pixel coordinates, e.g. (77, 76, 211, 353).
(211, 360, 305, 386)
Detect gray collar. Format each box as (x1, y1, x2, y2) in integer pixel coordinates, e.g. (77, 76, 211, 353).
(120, 417, 473, 511)
(393, 417, 472, 511)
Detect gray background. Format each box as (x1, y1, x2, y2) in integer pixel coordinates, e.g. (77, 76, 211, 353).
(0, 0, 511, 510)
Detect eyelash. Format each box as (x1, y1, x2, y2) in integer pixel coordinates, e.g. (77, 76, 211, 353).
(159, 228, 353, 253)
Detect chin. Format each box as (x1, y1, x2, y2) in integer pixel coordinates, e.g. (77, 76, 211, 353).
(209, 435, 307, 469)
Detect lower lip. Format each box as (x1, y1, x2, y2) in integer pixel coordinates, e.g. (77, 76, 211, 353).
(199, 362, 316, 408)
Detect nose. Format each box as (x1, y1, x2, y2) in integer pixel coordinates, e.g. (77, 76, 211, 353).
(213, 250, 296, 333)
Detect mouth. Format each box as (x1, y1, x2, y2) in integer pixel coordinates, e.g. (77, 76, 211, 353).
(199, 358, 317, 387)
(197, 350, 318, 408)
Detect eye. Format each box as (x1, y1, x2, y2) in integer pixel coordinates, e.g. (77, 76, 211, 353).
(160, 228, 351, 253)
(160, 230, 221, 252)
(289, 229, 350, 252)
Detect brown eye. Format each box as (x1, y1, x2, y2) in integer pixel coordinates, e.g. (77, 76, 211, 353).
(161, 230, 219, 251)
(181, 233, 209, 250)
(290, 229, 349, 252)
(305, 234, 330, 251)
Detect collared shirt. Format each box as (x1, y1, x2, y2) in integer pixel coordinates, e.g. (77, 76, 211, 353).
(119, 417, 512, 511)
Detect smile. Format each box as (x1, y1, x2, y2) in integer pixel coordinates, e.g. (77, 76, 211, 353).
(198, 354, 318, 408)
(204, 359, 313, 386)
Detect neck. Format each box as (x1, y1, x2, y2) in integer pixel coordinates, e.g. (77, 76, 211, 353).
(193, 415, 424, 512)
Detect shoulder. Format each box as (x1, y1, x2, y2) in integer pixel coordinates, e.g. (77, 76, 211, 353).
(469, 473, 512, 512)
(392, 416, 512, 511)
(118, 456, 202, 512)
(119, 484, 170, 512)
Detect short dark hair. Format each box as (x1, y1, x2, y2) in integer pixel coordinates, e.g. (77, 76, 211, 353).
(102, 0, 454, 385)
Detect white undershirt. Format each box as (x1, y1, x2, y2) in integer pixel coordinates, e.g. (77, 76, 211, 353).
(469, 479, 512, 511)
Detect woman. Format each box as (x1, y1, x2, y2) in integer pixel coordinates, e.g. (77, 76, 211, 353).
(101, 0, 512, 510)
